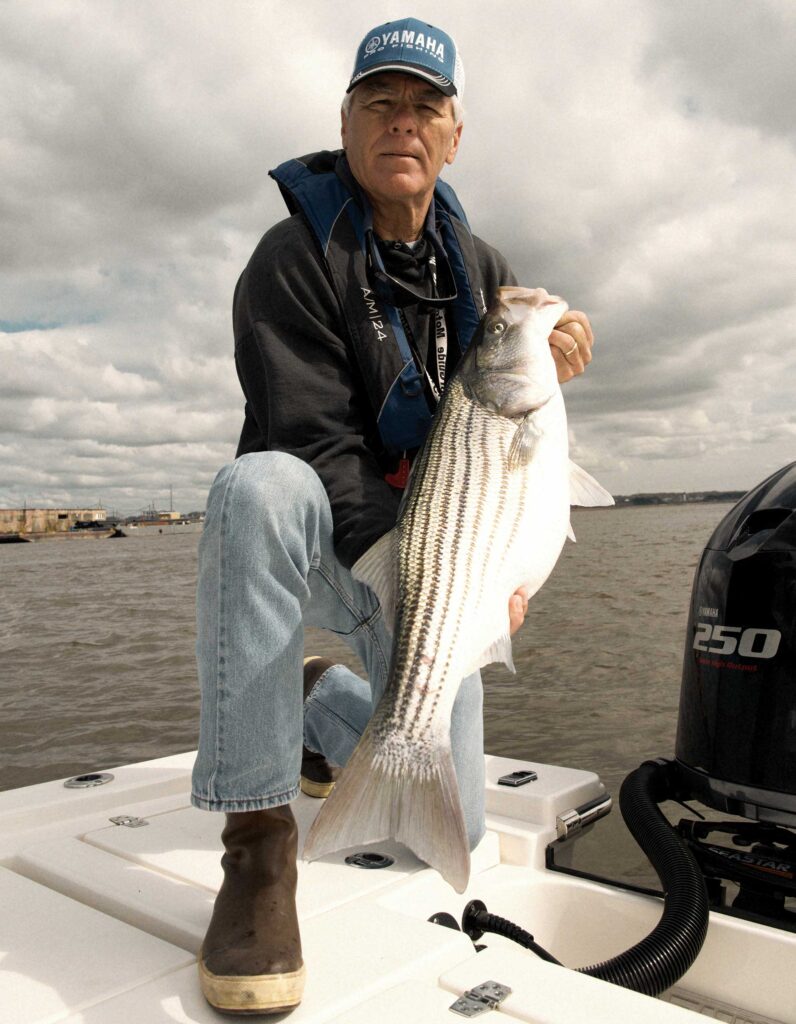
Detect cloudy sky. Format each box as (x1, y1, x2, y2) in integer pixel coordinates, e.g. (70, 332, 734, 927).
(1, 0, 794, 515)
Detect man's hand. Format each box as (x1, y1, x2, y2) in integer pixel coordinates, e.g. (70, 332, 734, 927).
(549, 310, 593, 383)
(509, 586, 530, 637)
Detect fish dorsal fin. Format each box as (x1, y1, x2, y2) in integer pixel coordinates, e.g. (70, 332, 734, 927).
(351, 529, 398, 633)
(569, 461, 614, 507)
(508, 414, 542, 470)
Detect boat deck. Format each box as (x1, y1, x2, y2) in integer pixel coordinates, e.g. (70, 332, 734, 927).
(1, 752, 793, 1023)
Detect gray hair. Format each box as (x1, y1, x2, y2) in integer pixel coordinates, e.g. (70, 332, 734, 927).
(341, 89, 464, 127)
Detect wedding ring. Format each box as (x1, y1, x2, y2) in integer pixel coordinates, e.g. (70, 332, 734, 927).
(564, 341, 578, 358)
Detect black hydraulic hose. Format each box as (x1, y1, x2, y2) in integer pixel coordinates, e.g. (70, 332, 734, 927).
(577, 760, 709, 995)
(463, 899, 563, 964)
(462, 759, 709, 997)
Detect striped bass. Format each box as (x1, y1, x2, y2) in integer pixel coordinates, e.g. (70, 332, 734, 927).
(303, 286, 613, 891)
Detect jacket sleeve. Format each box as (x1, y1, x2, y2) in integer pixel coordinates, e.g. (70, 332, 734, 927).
(473, 234, 519, 297)
(233, 215, 401, 569)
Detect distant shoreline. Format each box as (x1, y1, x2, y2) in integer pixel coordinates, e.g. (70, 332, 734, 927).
(611, 491, 744, 508)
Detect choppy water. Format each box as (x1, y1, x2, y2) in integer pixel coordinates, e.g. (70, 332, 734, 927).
(0, 504, 726, 791)
(0, 504, 729, 880)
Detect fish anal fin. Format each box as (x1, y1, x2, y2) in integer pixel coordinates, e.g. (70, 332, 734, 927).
(303, 727, 471, 893)
(569, 460, 614, 507)
(351, 530, 397, 632)
(465, 631, 515, 676)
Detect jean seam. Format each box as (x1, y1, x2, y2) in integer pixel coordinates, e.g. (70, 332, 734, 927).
(307, 696, 364, 745)
(304, 665, 334, 704)
(191, 783, 300, 812)
(362, 603, 390, 683)
(313, 556, 372, 623)
(310, 558, 390, 681)
(208, 459, 242, 803)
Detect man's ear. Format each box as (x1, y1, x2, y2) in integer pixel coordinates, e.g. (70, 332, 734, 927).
(341, 109, 348, 149)
(445, 122, 463, 166)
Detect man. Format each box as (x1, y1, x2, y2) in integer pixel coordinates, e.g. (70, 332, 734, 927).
(192, 18, 593, 1016)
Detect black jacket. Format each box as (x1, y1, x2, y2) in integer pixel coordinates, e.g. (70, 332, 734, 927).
(233, 185, 516, 568)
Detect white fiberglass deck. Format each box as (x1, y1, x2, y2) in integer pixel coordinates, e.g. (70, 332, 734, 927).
(0, 752, 793, 1024)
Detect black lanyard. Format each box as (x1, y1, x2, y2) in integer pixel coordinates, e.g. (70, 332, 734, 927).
(396, 261, 448, 406)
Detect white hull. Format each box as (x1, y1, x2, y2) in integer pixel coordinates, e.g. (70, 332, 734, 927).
(1, 752, 793, 1023)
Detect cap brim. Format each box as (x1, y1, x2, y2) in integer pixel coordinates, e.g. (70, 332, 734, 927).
(347, 63, 456, 96)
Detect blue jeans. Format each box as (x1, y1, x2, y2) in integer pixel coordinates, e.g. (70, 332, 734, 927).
(191, 451, 486, 849)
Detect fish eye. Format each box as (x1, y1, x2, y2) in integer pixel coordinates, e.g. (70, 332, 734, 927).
(491, 320, 507, 335)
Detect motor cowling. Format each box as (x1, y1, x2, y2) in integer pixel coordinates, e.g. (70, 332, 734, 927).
(675, 461, 796, 826)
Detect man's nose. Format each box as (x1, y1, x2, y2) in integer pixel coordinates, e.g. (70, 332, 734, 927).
(389, 103, 417, 133)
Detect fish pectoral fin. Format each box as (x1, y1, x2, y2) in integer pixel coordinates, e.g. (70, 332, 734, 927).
(569, 460, 615, 507)
(351, 529, 398, 633)
(303, 725, 471, 894)
(508, 414, 542, 470)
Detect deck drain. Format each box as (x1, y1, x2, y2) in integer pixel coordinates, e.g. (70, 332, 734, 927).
(344, 851, 395, 869)
(64, 772, 115, 788)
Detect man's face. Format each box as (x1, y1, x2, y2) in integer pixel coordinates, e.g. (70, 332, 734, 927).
(341, 73, 462, 211)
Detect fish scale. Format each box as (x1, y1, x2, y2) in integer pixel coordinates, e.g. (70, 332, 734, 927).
(303, 287, 613, 891)
(388, 381, 513, 741)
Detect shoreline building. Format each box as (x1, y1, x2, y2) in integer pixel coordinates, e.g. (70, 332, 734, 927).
(0, 507, 107, 538)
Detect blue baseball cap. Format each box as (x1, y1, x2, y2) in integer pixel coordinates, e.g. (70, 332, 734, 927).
(347, 18, 464, 98)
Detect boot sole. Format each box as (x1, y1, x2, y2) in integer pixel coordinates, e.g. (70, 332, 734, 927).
(300, 775, 336, 799)
(199, 959, 305, 1015)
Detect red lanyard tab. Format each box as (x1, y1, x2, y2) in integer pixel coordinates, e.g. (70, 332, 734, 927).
(385, 455, 411, 489)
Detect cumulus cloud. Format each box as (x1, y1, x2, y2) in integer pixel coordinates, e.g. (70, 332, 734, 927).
(1, 0, 794, 513)
(642, 0, 796, 145)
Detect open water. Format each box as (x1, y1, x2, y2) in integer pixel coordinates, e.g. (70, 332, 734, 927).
(0, 503, 731, 881)
(0, 502, 725, 791)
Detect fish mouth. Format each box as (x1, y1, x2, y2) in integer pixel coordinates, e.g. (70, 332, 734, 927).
(498, 286, 566, 309)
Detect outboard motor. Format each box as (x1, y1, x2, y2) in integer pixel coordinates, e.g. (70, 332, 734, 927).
(675, 461, 796, 823)
(673, 460, 796, 925)
(436, 463, 796, 995)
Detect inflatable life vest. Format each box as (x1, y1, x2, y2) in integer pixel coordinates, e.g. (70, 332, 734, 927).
(269, 151, 487, 454)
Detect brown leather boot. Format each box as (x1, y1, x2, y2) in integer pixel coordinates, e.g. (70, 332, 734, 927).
(301, 657, 340, 799)
(199, 806, 305, 1015)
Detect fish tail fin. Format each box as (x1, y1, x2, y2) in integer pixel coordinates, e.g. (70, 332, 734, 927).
(395, 744, 471, 893)
(302, 725, 471, 893)
(302, 727, 391, 859)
